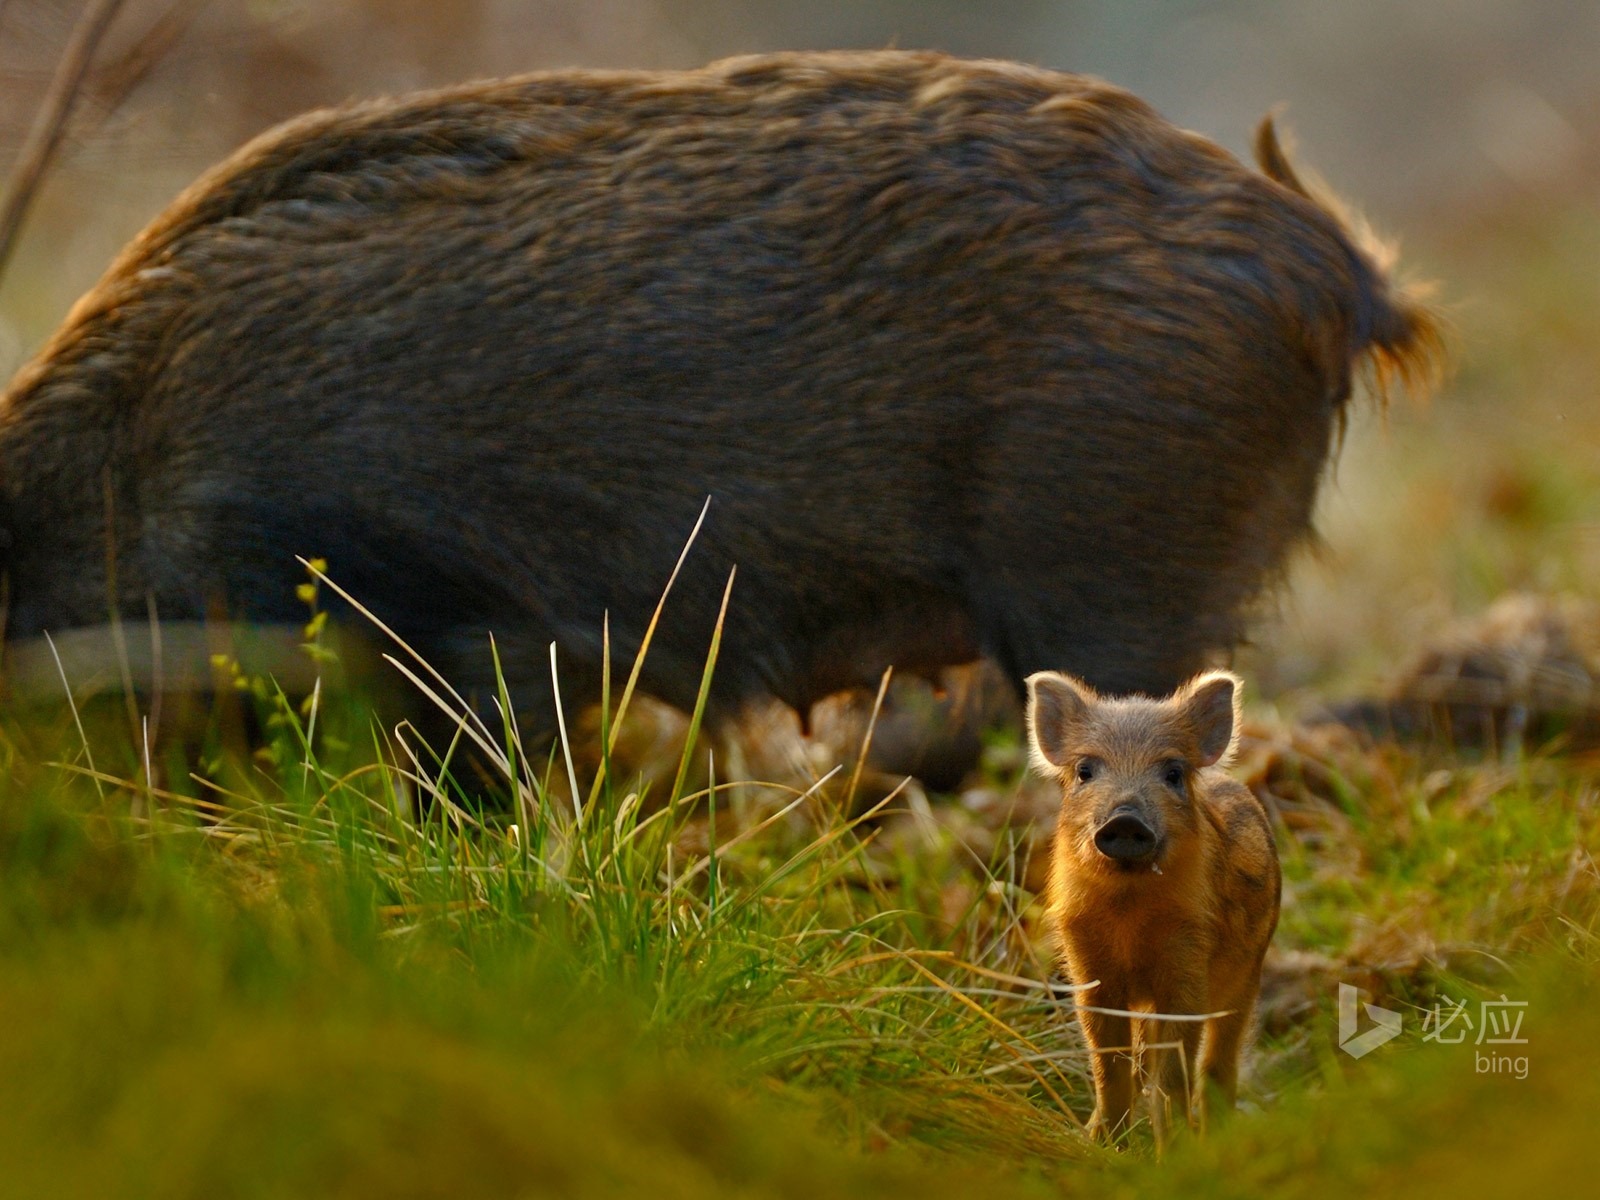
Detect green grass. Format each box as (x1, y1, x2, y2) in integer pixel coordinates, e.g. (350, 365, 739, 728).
(1, 601, 1596, 1198)
(0, 636, 1102, 1198)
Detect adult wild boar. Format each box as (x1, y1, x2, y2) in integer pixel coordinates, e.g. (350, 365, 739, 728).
(0, 51, 1438, 739)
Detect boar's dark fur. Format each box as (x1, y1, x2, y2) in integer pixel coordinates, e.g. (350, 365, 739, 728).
(0, 51, 1440, 734)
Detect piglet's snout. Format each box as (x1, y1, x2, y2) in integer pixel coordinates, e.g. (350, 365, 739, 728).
(1093, 807, 1158, 863)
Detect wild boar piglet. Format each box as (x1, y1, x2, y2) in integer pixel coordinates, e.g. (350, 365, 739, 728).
(1027, 669, 1280, 1142)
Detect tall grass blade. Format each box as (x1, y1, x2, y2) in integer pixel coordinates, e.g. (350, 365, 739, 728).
(666, 564, 736, 812)
(844, 665, 894, 817)
(607, 496, 712, 759)
(550, 641, 584, 827)
(44, 630, 104, 800)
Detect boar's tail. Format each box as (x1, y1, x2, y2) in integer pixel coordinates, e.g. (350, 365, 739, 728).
(1254, 116, 1446, 406)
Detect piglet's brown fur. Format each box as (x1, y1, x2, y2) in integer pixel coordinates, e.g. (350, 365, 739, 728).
(1027, 669, 1280, 1143)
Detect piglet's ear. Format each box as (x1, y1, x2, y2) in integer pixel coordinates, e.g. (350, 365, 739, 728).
(1179, 670, 1243, 768)
(1026, 672, 1094, 774)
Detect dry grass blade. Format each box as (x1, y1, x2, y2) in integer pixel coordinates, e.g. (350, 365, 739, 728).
(390, 718, 482, 832)
(299, 675, 323, 793)
(895, 952, 1085, 1128)
(297, 557, 500, 758)
(144, 596, 163, 750)
(666, 563, 736, 812)
(44, 630, 104, 800)
(380, 655, 507, 776)
(137, 714, 153, 818)
(487, 633, 540, 832)
(729, 776, 915, 917)
(584, 614, 615, 816)
(590, 767, 831, 882)
(184, 771, 265, 812)
(549, 641, 584, 826)
(864, 984, 1068, 1004)
(667, 766, 842, 893)
(53, 761, 226, 814)
(604, 497, 712, 762)
(0, 0, 128, 280)
(83, 0, 205, 120)
(1075, 1003, 1235, 1022)
(979, 1048, 1092, 1079)
(376, 900, 490, 920)
(843, 665, 894, 817)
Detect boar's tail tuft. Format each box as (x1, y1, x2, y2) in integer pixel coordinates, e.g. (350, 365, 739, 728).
(1254, 116, 1447, 406)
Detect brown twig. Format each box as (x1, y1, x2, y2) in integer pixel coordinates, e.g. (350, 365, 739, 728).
(0, 0, 128, 282)
(85, 0, 206, 122)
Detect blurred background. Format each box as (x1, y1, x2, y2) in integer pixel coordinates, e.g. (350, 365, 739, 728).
(1, 0, 1597, 708)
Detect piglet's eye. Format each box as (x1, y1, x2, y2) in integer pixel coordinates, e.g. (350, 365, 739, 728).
(1075, 759, 1098, 784)
(1162, 762, 1186, 789)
